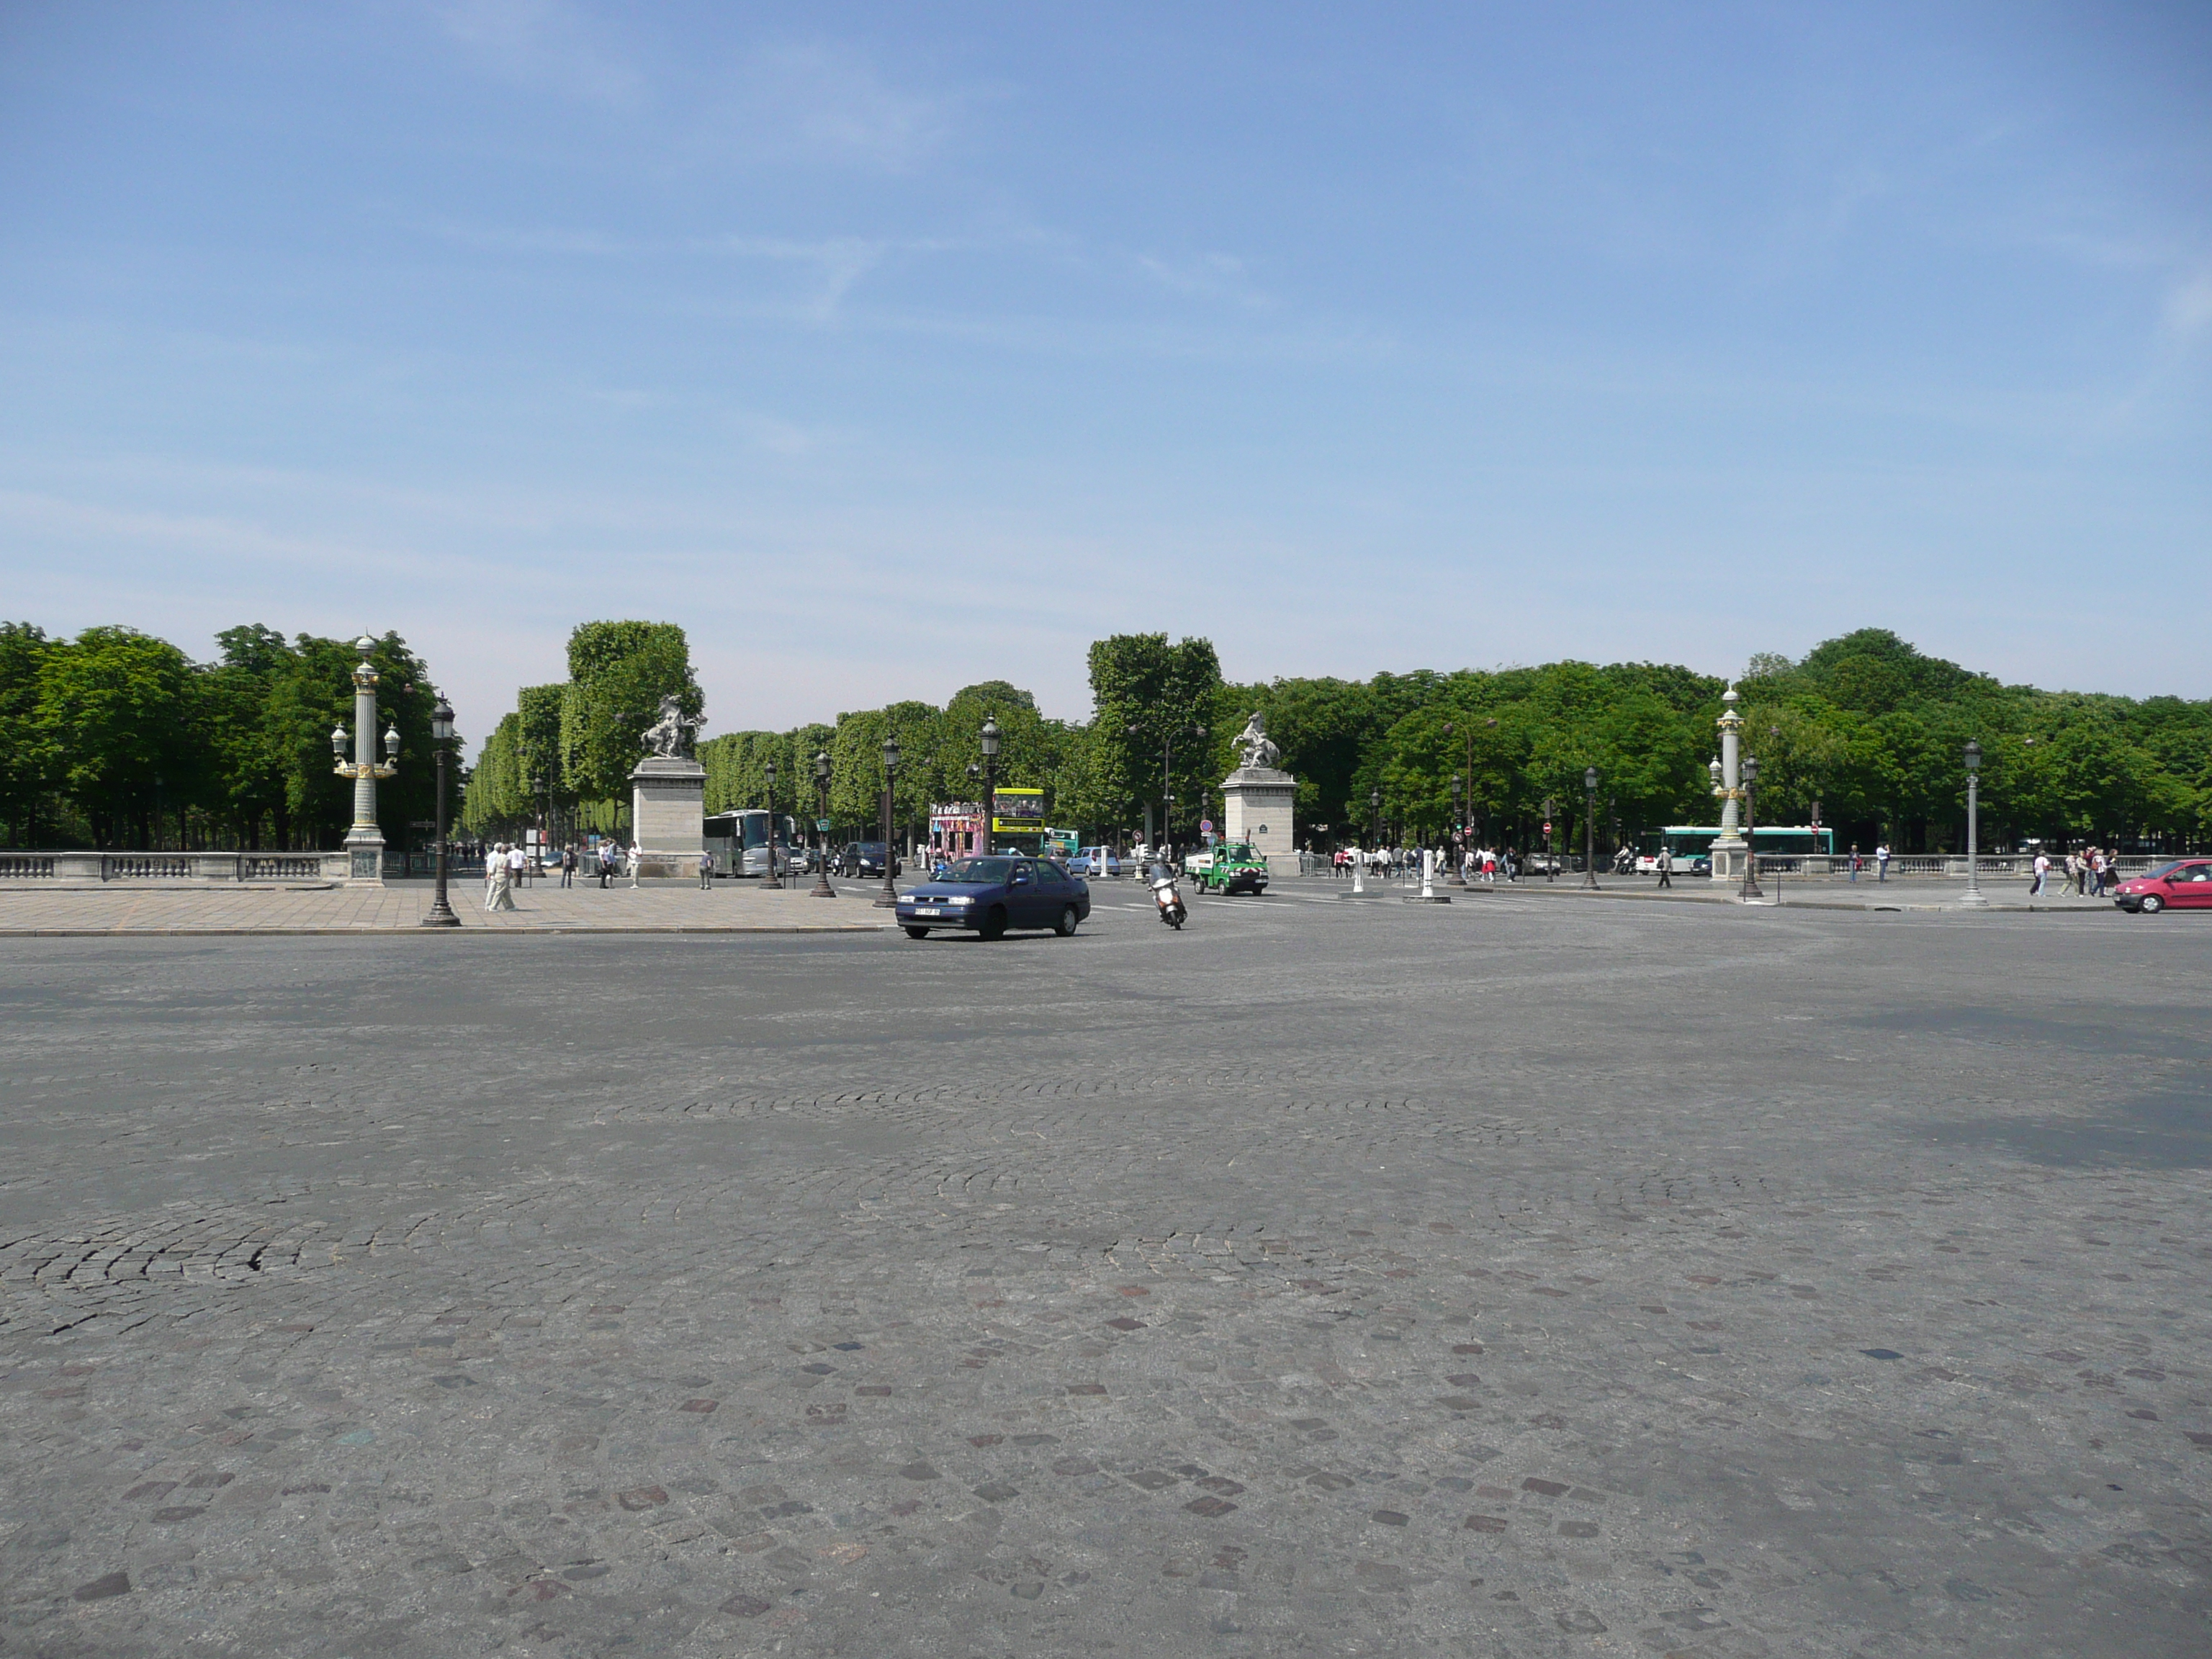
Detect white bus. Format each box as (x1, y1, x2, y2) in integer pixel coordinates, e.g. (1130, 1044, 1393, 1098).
(703, 810, 801, 878)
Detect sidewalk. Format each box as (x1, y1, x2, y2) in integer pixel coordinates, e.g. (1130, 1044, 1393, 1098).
(1285, 871, 2123, 914)
(0, 877, 899, 935)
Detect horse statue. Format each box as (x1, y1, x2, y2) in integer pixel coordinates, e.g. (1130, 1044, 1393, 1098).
(1234, 711, 1281, 771)
(641, 694, 698, 760)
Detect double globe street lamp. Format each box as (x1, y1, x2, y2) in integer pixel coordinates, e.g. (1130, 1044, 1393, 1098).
(979, 717, 1000, 855)
(1738, 754, 1764, 901)
(1581, 766, 1600, 889)
(421, 698, 460, 927)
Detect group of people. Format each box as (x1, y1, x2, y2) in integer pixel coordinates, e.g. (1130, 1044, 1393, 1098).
(2030, 846, 2117, 898)
(478, 840, 642, 907)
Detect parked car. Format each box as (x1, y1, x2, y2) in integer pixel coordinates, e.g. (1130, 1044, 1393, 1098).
(2113, 858, 2212, 914)
(896, 855, 1091, 940)
(1069, 846, 1122, 878)
(1521, 851, 1568, 876)
(839, 842, 896, 878)
(1194, 840, 1269, 895)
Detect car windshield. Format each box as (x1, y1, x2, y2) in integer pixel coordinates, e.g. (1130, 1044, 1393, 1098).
(933, 858, 1017, 884)
(2141, 860, 2184, 880)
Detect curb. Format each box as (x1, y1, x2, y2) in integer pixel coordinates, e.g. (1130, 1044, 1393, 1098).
(0, 923, 898, 938)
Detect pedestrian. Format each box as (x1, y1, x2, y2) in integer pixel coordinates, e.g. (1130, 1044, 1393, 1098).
(483, 842, 503, 907)
(597, 841, 613, 888)
(508, 841, 527, 892)
(1848, 843, 1860, 883)
(1656, 846, 1673, 889)
(698, 848, 714, 890)
(559, 845, 576, 888)
(2029, 850, 2050, 897)
(485, 845, 516, 912)
(2090, 847, 2108, 897)
(628, 840, 643, 889)
(1876, 842, 1891, 883)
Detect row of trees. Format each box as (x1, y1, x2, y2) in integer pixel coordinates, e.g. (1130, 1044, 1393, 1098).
(0, 623, 440, 850)
(459, 624, 2212, 858)
(9, 616, 2205, 855)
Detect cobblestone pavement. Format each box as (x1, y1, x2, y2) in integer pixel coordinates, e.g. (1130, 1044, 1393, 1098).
(0, 881, 895, 934)
(0, 891, 2206, 1658)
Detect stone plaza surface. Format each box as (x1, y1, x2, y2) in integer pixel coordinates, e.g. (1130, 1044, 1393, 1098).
(0, 891, 2206, 1657)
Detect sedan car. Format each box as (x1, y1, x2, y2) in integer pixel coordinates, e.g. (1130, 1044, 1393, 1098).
(839, 842, 896, 878)
(896, 855, 1091, 940)
(2112, 858, 2212, 914)
(1069, 845, 1121, 878)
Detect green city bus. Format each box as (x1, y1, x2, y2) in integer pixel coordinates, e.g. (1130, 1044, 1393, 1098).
(1637, 824, 1835, 873)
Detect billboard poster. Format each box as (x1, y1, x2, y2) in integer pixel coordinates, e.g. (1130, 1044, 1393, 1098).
(991, 787, 1045, 836)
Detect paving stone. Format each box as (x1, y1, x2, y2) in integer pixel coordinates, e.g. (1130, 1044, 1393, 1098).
(0, 895, 2206, 1655)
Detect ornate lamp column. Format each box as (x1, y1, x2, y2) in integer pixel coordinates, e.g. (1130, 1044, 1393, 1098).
(811, 750, 837, 897)
(1708, 682, 1745, 881)
(979, 717, 1000, 855)
(332, 635, 399, 888)
(1737, 754, 1764, 900)
(763, 758, 782, 889)
(875, 734, 901, 907)
(422, 698, 460, 927)
(1961, 740, 1985, 905)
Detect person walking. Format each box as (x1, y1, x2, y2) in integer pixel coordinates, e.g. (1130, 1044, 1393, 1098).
(1848, 844, 1861, 883)
(483, 842, 503, 907)
(485, 844, 516, 912)
(2029, 850, 2051, 897)
(597, 841, 614, 888)
(1655, 846, 1673, 889)
(508, 841, 528, 892)
(698, 848, 714, 890)
(559, 845, 576, 888)
(1876, 842, 1892, 883)
(628, 840, 643, 889)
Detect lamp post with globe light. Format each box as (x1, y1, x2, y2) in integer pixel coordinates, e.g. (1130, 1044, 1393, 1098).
(762, 758, 782, 889)
(421, 698, 460, 927)
(811, 750, 837, 898)
(1739, 754, 1765, 901)
(979, 718, 1000, 855)
(1961, 741, 1985, 905)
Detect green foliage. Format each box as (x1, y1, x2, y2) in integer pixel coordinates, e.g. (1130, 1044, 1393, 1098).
(559, 621, 702, 801)
(1087, 634, 1225, 835)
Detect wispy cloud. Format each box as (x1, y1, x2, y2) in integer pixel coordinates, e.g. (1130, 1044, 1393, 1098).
(2164, 266, 2212, 339)
(711, 41, 954, 174)
(431, 0, 643, 107)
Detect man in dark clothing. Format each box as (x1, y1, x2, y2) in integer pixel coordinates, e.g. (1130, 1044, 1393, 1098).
(1656, 848, 1673, 889)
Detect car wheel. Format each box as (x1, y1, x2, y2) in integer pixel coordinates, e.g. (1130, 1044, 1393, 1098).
(979, 907, 1008, 940)
(2140, 894, 2163, 914)
(1055, 904, 1079, 937)
(904, 926, 930, 939)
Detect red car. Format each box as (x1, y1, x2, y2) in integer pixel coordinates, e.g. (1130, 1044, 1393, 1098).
(2112, 858, 2212, 914)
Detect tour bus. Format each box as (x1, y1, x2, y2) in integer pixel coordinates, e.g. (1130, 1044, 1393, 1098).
(703, 809, 801, 878)
(1637, 824, 1835, 873)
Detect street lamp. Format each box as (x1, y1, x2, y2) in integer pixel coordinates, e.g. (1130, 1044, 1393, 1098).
(979, 717, 1000, 856)
(1582, 767, 1600, 889)
(1739, 754, 1764, 900)
(1961, 740, 1985, 906)
(762, 758, 782, 889)
(811, 750, 837, 898)
(1370, 786, 1382, 858)
(421, 698, 460, 927)
(332, 637, 400, 886)
(875, 734, 901, 908)
(1449, 773, 1467, 886)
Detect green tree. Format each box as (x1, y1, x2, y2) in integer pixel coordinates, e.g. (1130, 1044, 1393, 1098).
(0, 624, 54, 845)
(32, 626, 201, 848)
(1087, 634, 1223, 840)
(559, 621, 703, 801)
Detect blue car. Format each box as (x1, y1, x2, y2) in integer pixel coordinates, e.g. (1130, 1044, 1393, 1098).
(897, 855, 1091, 940)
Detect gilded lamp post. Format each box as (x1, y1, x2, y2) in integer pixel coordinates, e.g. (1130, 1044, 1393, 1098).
(1707, 681, 1747, 882)
(331, 636, 400, 888)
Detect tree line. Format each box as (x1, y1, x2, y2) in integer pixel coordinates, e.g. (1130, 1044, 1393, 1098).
(459, 623, 2210, 857)
(0, 622, 441, 850)
(7, 616, 2205, 856)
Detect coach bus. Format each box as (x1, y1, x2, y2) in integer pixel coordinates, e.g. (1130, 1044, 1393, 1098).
(1637, 824, 1835, 873)
(703, 809, 801, 878)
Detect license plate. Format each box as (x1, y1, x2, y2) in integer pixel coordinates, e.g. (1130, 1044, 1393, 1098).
(914, 907, 946, 917)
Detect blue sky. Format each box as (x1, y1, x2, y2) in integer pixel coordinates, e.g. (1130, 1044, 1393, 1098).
(2, 2, 2207, 745)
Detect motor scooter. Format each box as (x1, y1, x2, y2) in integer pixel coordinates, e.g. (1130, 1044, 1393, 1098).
(1148, 865, 1187, 930)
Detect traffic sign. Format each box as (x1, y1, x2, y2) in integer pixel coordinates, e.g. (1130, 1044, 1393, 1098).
(1200, 819, 1214, 834)
(1542, 822, 1552, 833)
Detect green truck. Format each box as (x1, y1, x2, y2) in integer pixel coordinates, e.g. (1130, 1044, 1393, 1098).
(1194, 840, 1270, 895)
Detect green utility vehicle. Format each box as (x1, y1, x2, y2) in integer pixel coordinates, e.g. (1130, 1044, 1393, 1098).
(1195, 840, 1269, 895)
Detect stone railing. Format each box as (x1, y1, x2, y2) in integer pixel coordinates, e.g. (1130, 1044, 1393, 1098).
(1750, 854, 2164, 878)
(0, 851, 347, 883)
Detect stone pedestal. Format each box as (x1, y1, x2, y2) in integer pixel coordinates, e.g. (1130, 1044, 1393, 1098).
(1707, 836, 1748, 881)
(1220, 765, 1298, 876)
(342, 826, 387, 888)
(630, 757, 706, 879)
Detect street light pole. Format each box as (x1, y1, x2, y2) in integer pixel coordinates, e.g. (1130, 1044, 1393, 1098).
(331, 635, 400, 887)
(811, 750, 836, 897)
(1449, 773, 1467, 885)
(979, 718, 1000, 856)
(875, 735, 901, 907)
(1582, 768, 1600, 889)
(762, 758, 782, 889)
(1738, 754, 1764, 900)
(1370, 786, 1382, 876)
(1961, 740, 1985, 906)
(422, 698, 459, 927)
